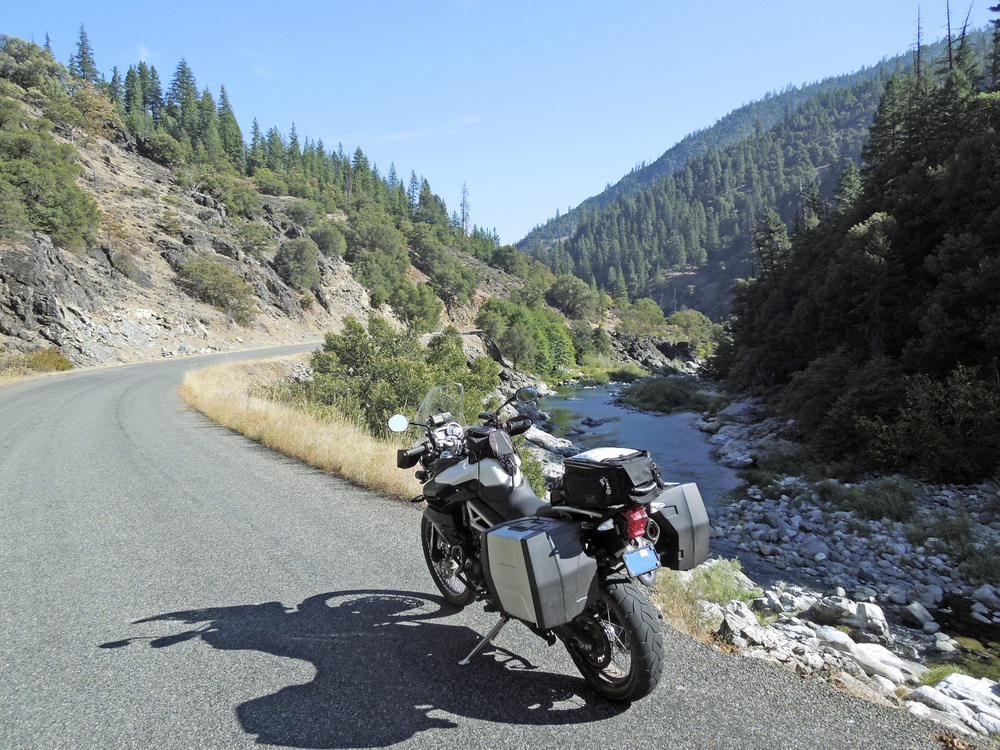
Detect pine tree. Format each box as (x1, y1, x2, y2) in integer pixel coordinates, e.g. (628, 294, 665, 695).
(246, 119, 265, 174)
(460, 181, 470, 238)
(68, 25, 100, 83)
(196, 88, 222, 163)
(166, 60, 198, 143)
(265, 127, 284, 171)
(751, 209, 790, 283)
(217, 86, 245, 167)
(989, 4, 1000, 92)
(407, 171, 420, 214)
(285, 124, 301, 171)
(107, 67, 123, 107)
(146, 66, 164, 125)
(123, 66, 147, 134)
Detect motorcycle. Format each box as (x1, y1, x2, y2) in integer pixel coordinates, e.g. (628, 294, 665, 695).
(389, 382, 709, 702)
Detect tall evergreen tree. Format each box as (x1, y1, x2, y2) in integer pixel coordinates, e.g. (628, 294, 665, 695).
(68, 25, 100, 83)
(166, 59, 198, 143)
(246, 119, 265, 174)
(107, 66, 123, 107)
(265, 127, 285, 171)
(217, 85, 245, 167)
(146, 66, 164, 125)
(196, 88, 222, 162)
(751, 208, 790, 283)
(123, 66, 147, 134)
(989, 4, 1000, 91)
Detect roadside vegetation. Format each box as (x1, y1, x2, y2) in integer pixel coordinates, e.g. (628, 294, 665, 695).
(652, 558, 760, 643)
(182, 318, 548, 499)
(0, 345, 73, 381)
(180, 355, 423, 500)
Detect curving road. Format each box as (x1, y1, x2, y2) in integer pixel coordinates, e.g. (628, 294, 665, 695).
(0, 348, 949, 749)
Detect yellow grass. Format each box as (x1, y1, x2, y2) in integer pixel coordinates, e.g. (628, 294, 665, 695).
(181, 357, 423, 500)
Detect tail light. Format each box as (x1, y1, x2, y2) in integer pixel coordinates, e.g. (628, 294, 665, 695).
(622, 507, 648, 540)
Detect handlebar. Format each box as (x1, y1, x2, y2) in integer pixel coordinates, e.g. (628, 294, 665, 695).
(396, 444, 427, 469)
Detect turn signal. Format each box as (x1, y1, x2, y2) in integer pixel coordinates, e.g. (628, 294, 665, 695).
(622, 507, 648, 540)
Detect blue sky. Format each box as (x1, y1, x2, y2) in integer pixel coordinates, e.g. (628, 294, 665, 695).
(6, 1, 997, 243)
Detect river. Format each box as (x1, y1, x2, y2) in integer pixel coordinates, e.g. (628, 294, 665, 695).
(541, 384, 741, 502)
(539, 384, 807, 586)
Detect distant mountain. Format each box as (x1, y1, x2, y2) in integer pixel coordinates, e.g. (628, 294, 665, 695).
(517, 33, 977, 253)
(516, 30, 993, 321)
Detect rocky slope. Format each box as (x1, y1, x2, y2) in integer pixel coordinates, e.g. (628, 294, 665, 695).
(0, 127, 529, 368)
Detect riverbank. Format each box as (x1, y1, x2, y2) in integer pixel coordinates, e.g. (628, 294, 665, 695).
(531, 383, 1000, 739)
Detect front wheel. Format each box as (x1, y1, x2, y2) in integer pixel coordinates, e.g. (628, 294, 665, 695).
(420, 515, 476, 608)
(563, 580, 663, 702)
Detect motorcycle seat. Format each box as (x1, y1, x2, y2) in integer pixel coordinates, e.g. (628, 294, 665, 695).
(484, 479, 549, 521)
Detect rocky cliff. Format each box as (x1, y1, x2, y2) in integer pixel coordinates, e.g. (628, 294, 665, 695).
(0, 129, 387, 366)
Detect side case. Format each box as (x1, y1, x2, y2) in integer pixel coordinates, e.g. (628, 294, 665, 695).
(482, 517, 598, 630)
(650, 483, 709, 571)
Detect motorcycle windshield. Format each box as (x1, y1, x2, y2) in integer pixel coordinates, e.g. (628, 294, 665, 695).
(415, 383, 466, 427)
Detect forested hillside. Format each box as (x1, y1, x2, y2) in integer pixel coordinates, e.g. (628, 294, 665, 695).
(518, 61, 913, 249)
(0, 29, 563, 336)
(719, 18, 1000, 483)
(519, 30, 993, 321)
(1, 29, 720, 379)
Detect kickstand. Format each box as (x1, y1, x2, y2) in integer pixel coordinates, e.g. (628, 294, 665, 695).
(459, 616, 510, 666)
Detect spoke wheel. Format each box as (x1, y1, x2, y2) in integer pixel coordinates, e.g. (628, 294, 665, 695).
(564, 580, 663, 702)
(420, 515, 475, 608)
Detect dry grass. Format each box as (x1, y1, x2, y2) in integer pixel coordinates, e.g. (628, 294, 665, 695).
(181, 357, 423, 500)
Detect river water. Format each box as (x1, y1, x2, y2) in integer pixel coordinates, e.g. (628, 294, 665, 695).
(540, 384, 805, 587)
(541, 384, 741, 504)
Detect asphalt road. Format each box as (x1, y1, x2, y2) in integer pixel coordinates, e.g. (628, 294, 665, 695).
(0, 347, 955, 750)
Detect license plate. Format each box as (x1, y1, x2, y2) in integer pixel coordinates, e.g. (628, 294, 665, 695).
(624, 546, 660, 576)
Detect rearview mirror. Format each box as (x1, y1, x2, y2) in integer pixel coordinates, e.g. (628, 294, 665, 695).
(516, 386, 539, 404)
(388, 414, 410, 433)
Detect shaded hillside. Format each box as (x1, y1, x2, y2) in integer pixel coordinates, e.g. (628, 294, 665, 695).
(517, 30, 993, 322)
(719, 24, 1000, 482)
(518, 58, 910, 250)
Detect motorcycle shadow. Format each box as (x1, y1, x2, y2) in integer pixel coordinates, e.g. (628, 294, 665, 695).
(101, 589, 626, 748)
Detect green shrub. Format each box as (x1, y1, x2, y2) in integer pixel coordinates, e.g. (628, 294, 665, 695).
(0, 345, 73, 375)
(620, 375, 729, 415)
(286, 200, 319, 227)
(607, 363, 646, 383)
(142, 132, 186, 167)
(310, 316, 499, 438)
(176, 257, 255, 325)
(390, 281, 442, 334)
(896, 366, 1000, 483)
(815, 477, 915, 523)
(274, 237, 320, 290)
(198, 170, 260, 219)
(850, 477, 916, 522)
(232, 219, 273, 258)
(0, 96, 100, 249)
(962, 542, 1000, 584)
(159, 208, 181, 236)
(690, 558, 761, 605)
(310, 222, 346, 257)
(665, 309, 723, 357)
(253, 167, 287, 196)
(25, 347, 73, 371)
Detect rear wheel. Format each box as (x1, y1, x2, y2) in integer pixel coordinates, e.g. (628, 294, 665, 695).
(563, 580, 663, 702)
(420, 515, 475, 608)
